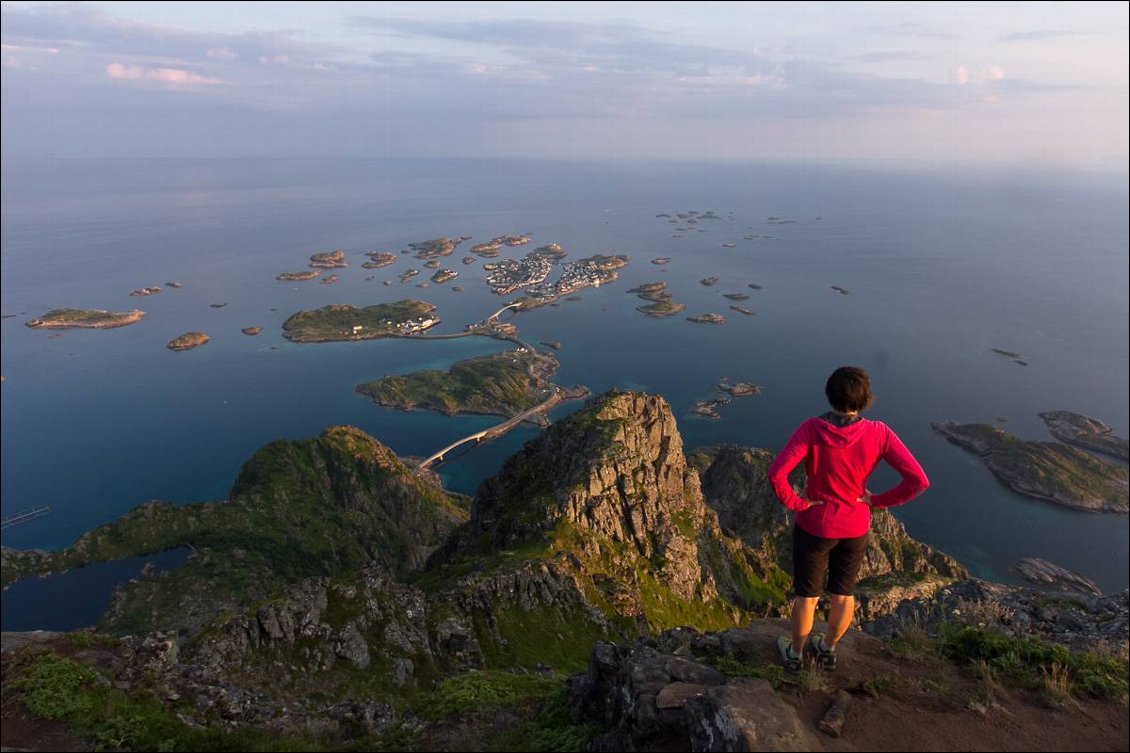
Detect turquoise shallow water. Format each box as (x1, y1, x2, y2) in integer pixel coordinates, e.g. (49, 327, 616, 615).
(2, 158, 1127, 615)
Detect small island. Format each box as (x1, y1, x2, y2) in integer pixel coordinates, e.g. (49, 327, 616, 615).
(130, 286, 162, 297)
(399, 269, 420, 283)
(1039, 411, 1129, 460)
(166, 281, 183, 289)
(209, 303, 228, 309)
(282, 300, 439, 343)
(277, 270, 321, 282)
(320, 275, 341, 284)
(462, 256, 477, 265)
(431, 269, 458, 284)
(356, 349, 558, 421)
(540, 340, 563, 351)
(932, 420, 1128, 513)
(747, 283, 763, 290)
(729, 306, 756, 316)
(687, 313, 726, 324)
(26, 308, 145, 329)
(718, 380, 761, 396)
(424, 259, 442, 269)
(410, 238, 462, 260)
(309, 250, 348, 269)
(831, 286, 850, 295)
(700, 276, 719, 286)
(362, 252, 397, 269)
(723, 293, 749, 301)
(628, 281, 686, 318)
(692, 397, 730, 420)
(651, 257, 671, 265)
(167, 332, 210, 351)
(241, 326, 262, 336)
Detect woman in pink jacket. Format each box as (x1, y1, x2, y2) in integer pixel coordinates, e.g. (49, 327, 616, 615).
(768, 366, 929, 671)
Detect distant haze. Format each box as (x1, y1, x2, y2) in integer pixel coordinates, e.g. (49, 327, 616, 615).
(1, 1, 1128, 169)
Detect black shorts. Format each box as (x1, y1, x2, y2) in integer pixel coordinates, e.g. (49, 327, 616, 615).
(792, 525, 869, 598)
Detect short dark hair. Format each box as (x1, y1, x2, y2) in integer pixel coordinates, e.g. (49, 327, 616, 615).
(825, 366, 873, 413)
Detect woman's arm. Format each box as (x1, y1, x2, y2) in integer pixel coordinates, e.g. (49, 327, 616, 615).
(768, 422, 817, 512)
(869, 426, 929, 508)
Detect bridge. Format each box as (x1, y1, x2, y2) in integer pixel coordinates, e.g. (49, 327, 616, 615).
(487, 302, 522, 322)
(1, 505, 51, 531)
(415, 387, 563, 473)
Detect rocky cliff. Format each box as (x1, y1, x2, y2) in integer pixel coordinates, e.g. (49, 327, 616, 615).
(2, 426, 468, 634)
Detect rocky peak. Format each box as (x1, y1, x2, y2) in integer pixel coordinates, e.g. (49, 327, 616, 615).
(461, 392, 705, 561)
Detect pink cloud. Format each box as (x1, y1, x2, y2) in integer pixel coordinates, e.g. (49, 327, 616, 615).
(258, 54, 289, 65)
(984, 65, 1005, 81)
(951, 65, 971, 85)
(106, 62, 224, 86)
(206, 47, 238, 61)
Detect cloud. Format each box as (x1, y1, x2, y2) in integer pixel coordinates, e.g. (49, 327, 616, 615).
(852, 51, 930, 63)
(999, 30, 1092, 42)
(258, 54, 289, 65)
(865, 22, 957, 40)
(951, 65, 971, 85)
(106, 62, 224, 86)
(985, 65, 1005, 81)
(206, 47, 237, 61)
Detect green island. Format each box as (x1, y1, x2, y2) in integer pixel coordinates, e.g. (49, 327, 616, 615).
(25, 308, 145, 329)
(356, 349, 557, 419)
(282, 300, 438, 342)
(932, 420, 1128, 513)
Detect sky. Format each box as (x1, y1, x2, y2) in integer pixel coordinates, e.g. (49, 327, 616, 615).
(1, 1, 1127, 169)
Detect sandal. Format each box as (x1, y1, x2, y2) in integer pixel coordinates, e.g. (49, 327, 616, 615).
(777, 636, 802, 672)
(809, 632, 836, 671)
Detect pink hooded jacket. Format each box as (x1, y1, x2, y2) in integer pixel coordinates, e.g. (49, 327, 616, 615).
(767, 416, 929, 539)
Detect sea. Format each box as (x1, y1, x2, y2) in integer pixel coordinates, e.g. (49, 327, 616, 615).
(2, 157, 1127, 629)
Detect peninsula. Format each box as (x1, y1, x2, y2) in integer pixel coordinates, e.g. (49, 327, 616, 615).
(282, 300, 439, 343)
(356, 349, 558, 421)
(26, 308, 145, 329)
(167, 332, 210, 351)
(1039, 411, 1129, 460)
(932, 420, 1128, 513)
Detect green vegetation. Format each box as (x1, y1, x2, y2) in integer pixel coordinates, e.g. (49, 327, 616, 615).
(357, 350, 552, 417)
(1, 427, 467, 635)
(939, 624, 1128, 700)
(26, 308, 145, 329)
(478, 606, 615, 672)
(282, 300, 436, 342)
(414, 670, 561, 721)
(5, 646, 330, 752)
